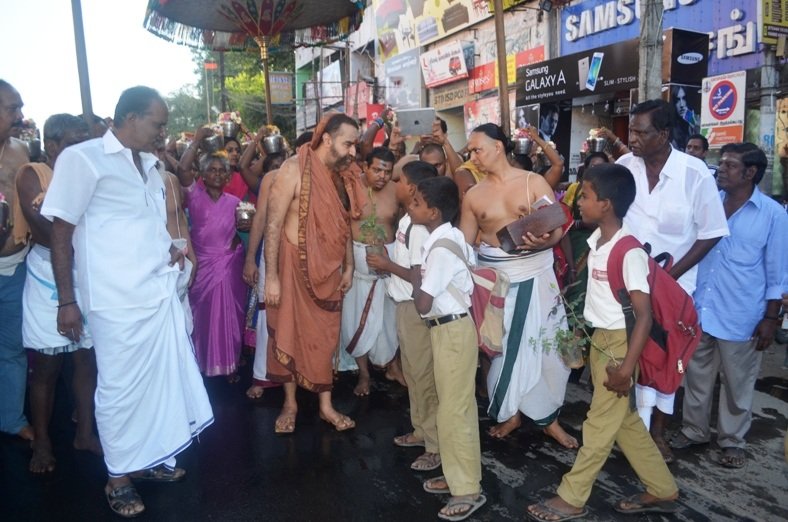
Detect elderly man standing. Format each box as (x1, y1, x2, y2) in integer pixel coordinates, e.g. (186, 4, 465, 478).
(14, 114, 101, 474)
(616, 99, 729, 463)
(0, 79, 33, 441)
(670, 143, 787, 468)
(265, 113, 360, 434)
(42, 86, 213, 518)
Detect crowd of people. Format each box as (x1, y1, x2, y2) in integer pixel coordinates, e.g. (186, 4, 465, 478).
(0, 78, 786, 520)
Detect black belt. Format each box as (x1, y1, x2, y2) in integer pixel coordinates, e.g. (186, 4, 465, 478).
(424, 313, 468, 329)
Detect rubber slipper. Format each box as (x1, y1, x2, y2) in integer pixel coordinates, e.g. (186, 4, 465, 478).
(393, 433, 426, 448)
(410, 452, 441, 471)
(526, 501, 588, 521)
(423, 475, 451, 494)
(718, 447, 746, 468)
(669, 431, 707, 450)
(614, 494, 678, 514)
(438, 494, 487, 521)
(105, 484, 145, 518)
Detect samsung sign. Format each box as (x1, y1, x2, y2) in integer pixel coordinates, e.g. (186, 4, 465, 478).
(561, 0, 761, 76)
(677, 52, 704, 64)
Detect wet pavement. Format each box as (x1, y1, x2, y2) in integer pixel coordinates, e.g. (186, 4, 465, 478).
(1, 345, 787, 522)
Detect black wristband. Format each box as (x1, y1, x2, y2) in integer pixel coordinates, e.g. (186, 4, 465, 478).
(57, 301, 77, 309)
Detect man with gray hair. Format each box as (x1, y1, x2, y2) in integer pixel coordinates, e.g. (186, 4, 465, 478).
(42, 87, 213, 518)
(14, 113, 100, 474)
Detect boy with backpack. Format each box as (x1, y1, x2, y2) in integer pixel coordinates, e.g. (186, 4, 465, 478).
(527, 164, 678, 521)
(366, 161, 441, 473)
(408, 176, 486, 521)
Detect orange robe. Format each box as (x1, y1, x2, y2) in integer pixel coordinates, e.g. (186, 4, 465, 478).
(267, 144, 362, 392)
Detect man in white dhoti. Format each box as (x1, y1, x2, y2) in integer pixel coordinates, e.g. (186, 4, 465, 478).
(14, 113, 101, 474)
(617, 100, 728, 463)
(460, 124, 578, 449)
(339, 147, 404, 396)
(42, 87, 214, 518)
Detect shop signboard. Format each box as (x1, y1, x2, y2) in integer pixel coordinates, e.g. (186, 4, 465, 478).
(431, 82, 470, 111)
(762, 0, 788, 45)
(700, 70, 746, 148)
(345, 82, 370, 118)
(269, 72, 294, 105)
(373, 0, 491, 61)
(464, 96, 502, 138)
(561, 0, 762, 75)
(469, 46, 546, 94)
(320, 61, 343, 108)
(385, 48, 423, 109)
(420, 41, 469, 88)
(516, 39, 638, 105)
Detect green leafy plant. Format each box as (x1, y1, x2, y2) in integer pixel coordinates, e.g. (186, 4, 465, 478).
(359, 187, 387, 246)
(529, 284, 620, 368)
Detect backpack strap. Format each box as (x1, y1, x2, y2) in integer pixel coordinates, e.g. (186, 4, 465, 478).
(429, 238, 472, 313)
(404, 222, 414, 250)
(606, 235, 644, 343)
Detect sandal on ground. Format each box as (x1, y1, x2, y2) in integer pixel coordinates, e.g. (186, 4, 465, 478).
(393, 432, 425, 448)
(105, 484, 145, 518)
(526, 501, 588, 521)
(438, 494, 487, 521)
(423, 475, 451, 494)
(410, 452, 441, 471)
(613, 494, 678, 514)
(718, 447, 746, 468)
(130, 464, 186, 482)
(319, 413, 355, 432)
(669, 431, 708, 450)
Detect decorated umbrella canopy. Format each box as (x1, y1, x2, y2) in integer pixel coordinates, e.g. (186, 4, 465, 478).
(144, 0, 366, 124)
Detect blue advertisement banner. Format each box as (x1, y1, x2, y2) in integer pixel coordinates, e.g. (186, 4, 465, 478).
(560, 0, 762, 75)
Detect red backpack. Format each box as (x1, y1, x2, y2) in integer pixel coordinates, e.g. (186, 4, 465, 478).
(606, 235, 701, 394)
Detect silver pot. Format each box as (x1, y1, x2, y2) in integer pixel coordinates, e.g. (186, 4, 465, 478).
(235, 207, 255, 222)
(175, 139, 192, 158)
(586, 138, 608, 153)
(219, 121, 240, 139)
(512, 137, 533, 155)
(262, 135, 284, 154)
(201, 133, 224, 153)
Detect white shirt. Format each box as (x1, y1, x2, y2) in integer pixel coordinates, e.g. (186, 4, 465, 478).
(41, 131, 173, 312)
(617, 148, 729, 294)
(387, 214, 430, 303)
(419, 223, 476, 317)
(584, 225, 651, 330)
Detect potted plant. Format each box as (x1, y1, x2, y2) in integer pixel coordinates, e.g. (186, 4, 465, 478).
(360, 189, 388, 275)
(531, 285, 620, 370)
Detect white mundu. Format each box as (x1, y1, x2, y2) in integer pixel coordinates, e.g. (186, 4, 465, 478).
(41, 131, 213, 475)
(338, 240, 398, 370)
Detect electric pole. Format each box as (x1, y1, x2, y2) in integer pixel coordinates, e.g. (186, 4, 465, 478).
(638, 0, 663, 102)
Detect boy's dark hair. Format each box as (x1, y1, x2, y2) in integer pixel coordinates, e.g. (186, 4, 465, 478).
(583, 163, 636, 219)
(417, 176, 459, 224)
(720, 142, 767, 184)
(262, 153, 284, 173)
(630, 99, 675, 133)
(437, 117, 448, 134)
(366, 146, 395, 165)
(402, 160, 438, 185)
(687, 133, 709, 151)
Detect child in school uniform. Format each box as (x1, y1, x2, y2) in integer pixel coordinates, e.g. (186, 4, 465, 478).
(527, 164, 679, 521)
(367, 161, 441, 472)
(408, 176, 486, 522)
